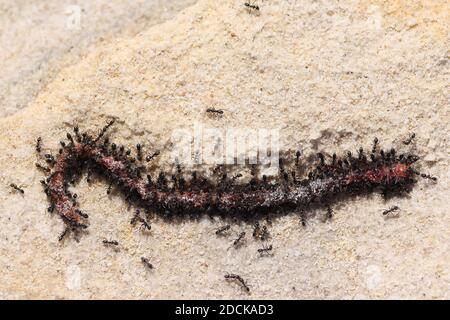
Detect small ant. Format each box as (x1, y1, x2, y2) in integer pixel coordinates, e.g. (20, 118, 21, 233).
(76, 209, 88, 219)
(257, 244, 273, 256)
(66, 133, 74, 144)
(403, 133, 415, 145)
(252, 222, 261, 239)
(44, 154, 56, 165)
(206, 108, 224, 115)
(103, 240, 119, 246)
(131, 210, 151, 230)
(94, 119, 115, 143)
(140, 220, 151, 231)
(295, 150, 301, 166)
(419, 173, 438, 181)
(146, 150, 160, 162)
(74, 126, 81, 142)
(59, 224, 85, 243)
(233, 232, 246, 247)
(382, 206, 400, 216)
(130, 209, 141, 225)
(215, 224, 231, 235)
(141, 257, 153, 270)
(35, 137, 42, 153)
(372, 137, 379, 154)
(254, 223, 270, 241)
(358, 147, 365, 161)
(410, 168, 438, 182)
(231, 173, 243, 182)
(58, 227, 70, 242)
(244, 1, 259, 11)
(10, 183, 24, 194)
(86, 168, 93, 183)
(300, 215, 307, 227)
(326, 206, 333, 220)
(106, 182, 113, 195)
(136, 144, 143, 161)
(35, 163, 50, 173)
(224, 273, 250, 293)
(260, 226, 269, 241)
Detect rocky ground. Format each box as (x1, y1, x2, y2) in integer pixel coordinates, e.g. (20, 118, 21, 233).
(0, 0, 448, 299)
(0, 0, 196, 117)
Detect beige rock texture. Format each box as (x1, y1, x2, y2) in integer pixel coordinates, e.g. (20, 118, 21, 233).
(0, 0, 448, 299)
(0, 0, 196, 117)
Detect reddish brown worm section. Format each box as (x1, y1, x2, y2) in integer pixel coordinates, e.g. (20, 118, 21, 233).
(40, 127, 425, 229)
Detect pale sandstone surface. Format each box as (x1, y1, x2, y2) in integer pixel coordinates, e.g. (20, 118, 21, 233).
(0, 0, 448, 299)
(0, 0, 196, 117)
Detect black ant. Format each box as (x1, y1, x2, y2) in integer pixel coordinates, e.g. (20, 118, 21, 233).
(372, 137, 379, 154)
(215, 224, 231, 235)
(10, 183, 24, 194)
(146, 150, 160, 162)
(419, 173, 438, 181)
(300, 211, 307, 227)
(140, 219, 151, 231)
(253, 223, 270, 241)
(141, 257, 153, 270)
(257, 244, 273, 256)
(326, 206, 333, 220)
(74, 126, 82, 142)
(35, 163, 50, 173)
(231, 173, 243, 182)
(206, 108, 224, 115)
(131, 210, 151, 231)
(106, 182, 113, 195)
(48, 204, 55, 213)
(58, 227, 70, 242)
(224, 273, 250, 293)
(103, 240, 119, 246)
(403, 133, 416, 145)
(295, 150, 301, 166)
(233, 232, 246, 247)
(382, 206, 400, 216)
(252, 222, 261, 239)
(59, 224, 86, 242)
(86, 168, 93, 183)
(136, 144, 143, 161)
(44, 154, 56, 165)
(260, 226, 269, 241)
(94, 119, 115, 143)
(130, 209, 141, 225)
(410, 168, 438, 182)
(358, 147, 365, 161)
(66, 133, 74, 144)
(76, 209, 88, 219)
(244, 1, 259, 11)
(35, 137, 42, 153)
